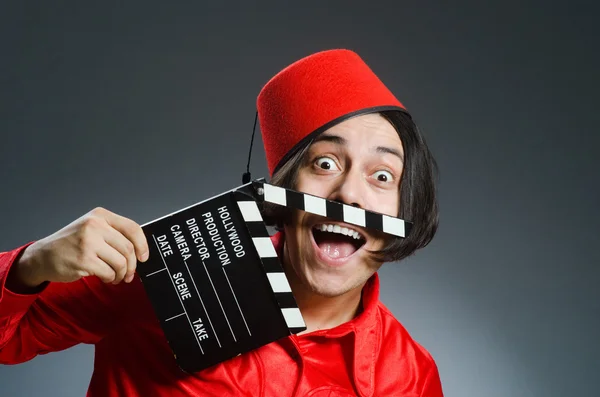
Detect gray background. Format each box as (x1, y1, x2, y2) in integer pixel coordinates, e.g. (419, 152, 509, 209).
(1, 1, 598, 396)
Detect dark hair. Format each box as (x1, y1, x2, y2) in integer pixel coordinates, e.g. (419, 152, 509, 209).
(265, 110, 439, 263)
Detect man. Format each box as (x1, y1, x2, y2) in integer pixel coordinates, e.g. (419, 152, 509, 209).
(0, 49, 443, 396)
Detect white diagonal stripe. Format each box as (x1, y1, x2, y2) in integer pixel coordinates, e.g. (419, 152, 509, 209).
(343, 205, 366, 227)
(237, 201, 263, 222)
(281, 308, 306, 328)
(252, 237, 278, 258)
(267, 272, 291, 293)
(382, 215, 405, 237)
(263, 184, 287, 206)
(303, 194, 327, 217)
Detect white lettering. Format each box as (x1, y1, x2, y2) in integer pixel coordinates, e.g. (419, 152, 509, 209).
(172, 272, 192, 300)
(171, 225, 191, 261)
(186, 218, 210, 261)
(192, 318, 209, 341)
(218, 206, 246, 259)
(156, 235, 173, 257)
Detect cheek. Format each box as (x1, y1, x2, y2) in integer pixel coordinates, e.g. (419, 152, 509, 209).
(295, 172, 328, 198)
(373, 192, 400, 218)
(285, 211, 309, 245)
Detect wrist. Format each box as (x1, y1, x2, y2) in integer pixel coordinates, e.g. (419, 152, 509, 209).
(7, 243, 47, 292)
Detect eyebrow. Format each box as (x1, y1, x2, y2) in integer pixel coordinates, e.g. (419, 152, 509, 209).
(313, 133, 404, 162)
(376, 146, 404, 162)
(313, 134, 346, 145)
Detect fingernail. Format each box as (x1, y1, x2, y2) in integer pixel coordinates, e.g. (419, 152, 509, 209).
(141, 251, 149, 262)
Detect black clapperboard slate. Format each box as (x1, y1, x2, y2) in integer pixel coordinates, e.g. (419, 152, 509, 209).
(137, 179, 413, 373)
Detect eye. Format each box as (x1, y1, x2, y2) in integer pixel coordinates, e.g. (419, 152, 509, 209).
(372, 170, 393, 183)
(315, 157, 339, 171)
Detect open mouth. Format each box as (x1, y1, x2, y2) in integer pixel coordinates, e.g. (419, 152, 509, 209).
(312, 223, 366, 260)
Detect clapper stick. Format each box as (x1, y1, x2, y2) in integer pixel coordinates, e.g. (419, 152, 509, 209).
(248, 180, 413, 238)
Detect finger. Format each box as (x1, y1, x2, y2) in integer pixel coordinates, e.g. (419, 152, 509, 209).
(101, 225, 138, 283)
(96, 243, 128, 284)
(102, 211, 149, 262)
(87, 256, 118, 284)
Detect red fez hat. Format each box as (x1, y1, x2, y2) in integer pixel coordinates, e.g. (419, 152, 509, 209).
(257, 49, 408, 176)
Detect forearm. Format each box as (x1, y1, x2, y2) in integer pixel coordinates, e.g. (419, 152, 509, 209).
(0, 244, 47, 363)
(0, 244, 100, 363)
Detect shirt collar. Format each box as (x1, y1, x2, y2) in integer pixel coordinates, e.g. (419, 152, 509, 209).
(271, 232, 381, 396)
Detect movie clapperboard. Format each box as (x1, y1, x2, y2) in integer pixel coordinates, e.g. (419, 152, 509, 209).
(137, 179, 413, 373)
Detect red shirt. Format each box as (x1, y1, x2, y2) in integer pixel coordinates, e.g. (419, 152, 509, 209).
(0, 240, 443, 396)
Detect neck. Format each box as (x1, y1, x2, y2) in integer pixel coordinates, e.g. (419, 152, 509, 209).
(282, 243, 364, 334)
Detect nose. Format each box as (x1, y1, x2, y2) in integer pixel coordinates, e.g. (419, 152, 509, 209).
(328, 168, 365, 209)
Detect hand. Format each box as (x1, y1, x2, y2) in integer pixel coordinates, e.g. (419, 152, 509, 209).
(13, 207, 149, 288)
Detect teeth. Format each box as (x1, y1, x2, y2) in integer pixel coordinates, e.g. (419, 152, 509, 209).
(314, 224, 363, 240)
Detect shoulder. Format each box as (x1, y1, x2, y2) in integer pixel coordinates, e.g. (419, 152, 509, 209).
(376, 301, 435, 362)
(373, 301, 439, 387)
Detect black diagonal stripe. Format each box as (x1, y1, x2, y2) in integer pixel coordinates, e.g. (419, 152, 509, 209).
(289, 327, 307, 334)
(365, 210, 383, 233)
(404, 222, 413, 237)
(326, 200, 344, 222)
(274, 292, 299, 309)
(286, 190, 305, 212)
(260, 257, 284, 273)
(233, 190, 256, 201)
(245, 221, 269, 238)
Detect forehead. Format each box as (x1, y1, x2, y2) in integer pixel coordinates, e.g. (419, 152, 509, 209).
(316, 113, 402, 149)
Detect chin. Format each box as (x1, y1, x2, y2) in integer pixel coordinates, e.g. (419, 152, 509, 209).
(301, 254, 372, 298)
(303, 273, 368, 298)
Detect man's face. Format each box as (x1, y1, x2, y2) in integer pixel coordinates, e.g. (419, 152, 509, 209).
(283, 113, 404, 297)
